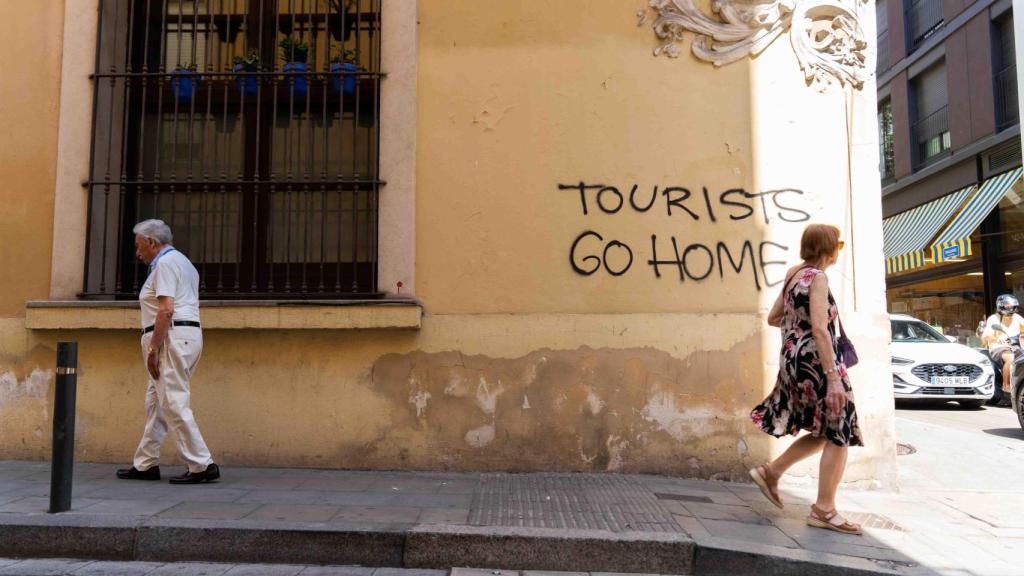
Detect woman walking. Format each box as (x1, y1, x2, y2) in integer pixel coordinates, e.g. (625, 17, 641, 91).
(749, 223, 864, 535)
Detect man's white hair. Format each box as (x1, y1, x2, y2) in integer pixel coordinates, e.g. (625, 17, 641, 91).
(133, 219, 173, 245)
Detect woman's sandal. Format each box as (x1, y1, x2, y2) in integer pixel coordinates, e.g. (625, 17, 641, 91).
(806, 504, 863, 535)
(748, 464, 784, 509)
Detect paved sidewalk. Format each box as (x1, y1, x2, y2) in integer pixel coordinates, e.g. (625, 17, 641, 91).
(0, 461, 1016, 575)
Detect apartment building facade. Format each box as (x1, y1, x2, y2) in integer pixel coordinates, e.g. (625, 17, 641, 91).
(879, 0, 1023, 346)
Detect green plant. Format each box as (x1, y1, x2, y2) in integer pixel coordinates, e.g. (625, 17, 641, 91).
(232, 49, 260, 68)
(330, 49, 360, 66)
(175, 62, 198, 72)
(279, 36, 309, 64)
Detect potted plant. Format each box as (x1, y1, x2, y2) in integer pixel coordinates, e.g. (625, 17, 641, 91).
(330, 49, 361, 95)
(232, 49, 260, 96)
(279, 36, 310, 96)
(170, 62, 200, 104)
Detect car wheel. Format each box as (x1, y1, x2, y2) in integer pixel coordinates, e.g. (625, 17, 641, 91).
(958, 400, 984, 410)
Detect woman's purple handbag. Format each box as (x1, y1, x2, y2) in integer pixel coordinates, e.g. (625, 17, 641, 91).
(837, 316, 858, 368)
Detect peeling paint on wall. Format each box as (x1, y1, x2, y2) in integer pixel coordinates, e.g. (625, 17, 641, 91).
(368, 335, 769, 475)
(0, 368, 52, 406)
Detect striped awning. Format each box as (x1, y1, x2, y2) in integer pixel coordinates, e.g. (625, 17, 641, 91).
(883, 185, 975, 274)
(931, 168, 1024, 263)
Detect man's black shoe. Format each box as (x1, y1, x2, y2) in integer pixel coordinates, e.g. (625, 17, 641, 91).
(169, 463, 220, 484)
(116, 466, 161, 481)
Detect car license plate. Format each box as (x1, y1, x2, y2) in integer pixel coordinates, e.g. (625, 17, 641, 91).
(931, 376, 969, 387)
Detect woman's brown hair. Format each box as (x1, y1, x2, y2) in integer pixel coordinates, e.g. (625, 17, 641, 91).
(800, 224, 841, 263)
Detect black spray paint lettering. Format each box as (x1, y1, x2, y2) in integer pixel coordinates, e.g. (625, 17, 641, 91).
(648, 236, 775, 288)
(570, 231, 634, 276)
(758, 241, 790, 288)
(558, 182, 805, 290)
(558, 182, 811, 225)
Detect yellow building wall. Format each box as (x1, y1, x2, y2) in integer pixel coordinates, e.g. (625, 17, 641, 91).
(0, 0, 894, 486)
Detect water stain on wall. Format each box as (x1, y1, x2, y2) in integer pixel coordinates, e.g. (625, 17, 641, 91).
(369, 333, 769, 476)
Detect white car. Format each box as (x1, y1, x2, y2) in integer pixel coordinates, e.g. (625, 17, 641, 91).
(890, 314, 995, 409)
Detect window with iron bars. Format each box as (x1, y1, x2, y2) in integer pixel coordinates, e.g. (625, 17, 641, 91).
(878, 100, 894, 183)
(84, 0, 382, 300)
(993, 12, 1019, 131)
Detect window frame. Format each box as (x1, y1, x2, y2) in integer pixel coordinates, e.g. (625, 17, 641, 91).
(47, 0, 417, 303)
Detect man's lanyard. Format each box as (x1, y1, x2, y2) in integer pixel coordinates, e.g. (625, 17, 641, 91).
(148, 246, 176, 275)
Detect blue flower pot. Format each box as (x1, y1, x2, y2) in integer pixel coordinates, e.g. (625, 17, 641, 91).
(283, 62, 308, 96)
(233, 63, 259, 97)
(330, 62, 359, 95)
(171, 69, 201, 104)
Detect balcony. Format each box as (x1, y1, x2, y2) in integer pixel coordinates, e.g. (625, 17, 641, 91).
(905, 0, 943, 53)
(911, 106, 951, 169)
(995, 65, 1019, 131)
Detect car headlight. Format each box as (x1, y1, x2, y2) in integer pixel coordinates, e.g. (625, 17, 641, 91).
(892, 356, 914, 366)
(978, 357, 992, 367)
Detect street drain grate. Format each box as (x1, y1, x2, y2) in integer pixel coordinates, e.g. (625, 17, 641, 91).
(469, 473, 685, 533)
(653, 493, 715, 504)
(896, 442, 917, 456)
(844, 511, 906, 532)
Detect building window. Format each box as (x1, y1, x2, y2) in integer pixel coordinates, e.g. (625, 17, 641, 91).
(904, 0, 944, 53)
(886, 230, 985, 346)
(994, 12, 1019, 131)
(877, 0, 890, 75)
(879, 99, 895, 182)
(911, 64, 951, 169)
(84, 0, 382, 299)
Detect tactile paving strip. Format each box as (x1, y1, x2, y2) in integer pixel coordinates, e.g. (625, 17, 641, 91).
(469, 473, 684, 533)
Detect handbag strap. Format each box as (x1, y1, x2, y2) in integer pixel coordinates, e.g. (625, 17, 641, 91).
(836, 313, 849, 339)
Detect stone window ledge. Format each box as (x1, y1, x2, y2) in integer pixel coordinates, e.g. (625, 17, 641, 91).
(25, 300, 422, 330)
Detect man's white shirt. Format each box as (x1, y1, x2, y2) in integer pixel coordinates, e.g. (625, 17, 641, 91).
(139, 249, 200, 328)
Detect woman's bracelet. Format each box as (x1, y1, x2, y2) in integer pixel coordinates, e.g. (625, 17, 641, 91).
(824, 365, 839, 376)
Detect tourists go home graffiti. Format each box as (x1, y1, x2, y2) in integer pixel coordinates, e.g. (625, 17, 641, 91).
(558, 182, 811, 290)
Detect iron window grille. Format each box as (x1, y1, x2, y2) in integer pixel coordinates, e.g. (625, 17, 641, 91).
(876, 0, 889, 75)
(911, 105, 950, 168)
(877, 28, 890, 75)
(878, 101, 895, 183)
(83, 0, 383, 300)
(904, 0, 943, 53)
(994, 13, 1019, 131)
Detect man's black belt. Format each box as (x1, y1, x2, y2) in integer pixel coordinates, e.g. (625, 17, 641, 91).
(142, 320, 201, 334)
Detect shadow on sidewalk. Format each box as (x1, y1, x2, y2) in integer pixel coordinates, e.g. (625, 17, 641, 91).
(982, 427, 1024, 440)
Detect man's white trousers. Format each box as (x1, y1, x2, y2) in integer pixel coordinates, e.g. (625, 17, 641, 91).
(134, 325, 214, 473)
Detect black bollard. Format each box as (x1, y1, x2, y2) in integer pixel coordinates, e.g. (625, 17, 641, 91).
(49, 342, 78, 513)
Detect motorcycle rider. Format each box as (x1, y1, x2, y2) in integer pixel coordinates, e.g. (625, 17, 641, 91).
(981, 294, 1024, 404)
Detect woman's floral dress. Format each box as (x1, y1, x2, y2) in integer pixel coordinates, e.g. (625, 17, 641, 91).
(751, 267, 863, 447)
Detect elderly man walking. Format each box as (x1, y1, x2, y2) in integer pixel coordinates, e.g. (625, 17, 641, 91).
(116, 219, 220, 484)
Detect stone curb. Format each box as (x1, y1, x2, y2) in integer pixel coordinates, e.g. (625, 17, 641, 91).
(405, 525, 694, 574)
(692, 535, 920, 576)
(0, 515, 917, 575)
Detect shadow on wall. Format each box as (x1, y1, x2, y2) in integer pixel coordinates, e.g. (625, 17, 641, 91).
(368, 335, 773, 477)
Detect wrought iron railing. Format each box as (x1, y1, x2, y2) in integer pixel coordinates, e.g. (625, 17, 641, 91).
(995, 65, 1019, 131)
(876, 29, 890, 75)
(912, 105, 950, 168)
(905, 0, 943, 52)
(84, 0, 382, 300)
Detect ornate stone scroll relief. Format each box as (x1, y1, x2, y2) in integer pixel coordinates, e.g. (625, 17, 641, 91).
(637, 0, 869, 91)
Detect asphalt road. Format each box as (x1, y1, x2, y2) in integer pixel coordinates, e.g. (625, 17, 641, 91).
(895, 400, 1024, 494)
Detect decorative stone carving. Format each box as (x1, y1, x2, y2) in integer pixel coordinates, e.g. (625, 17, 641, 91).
(637, 0, 869, 91)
